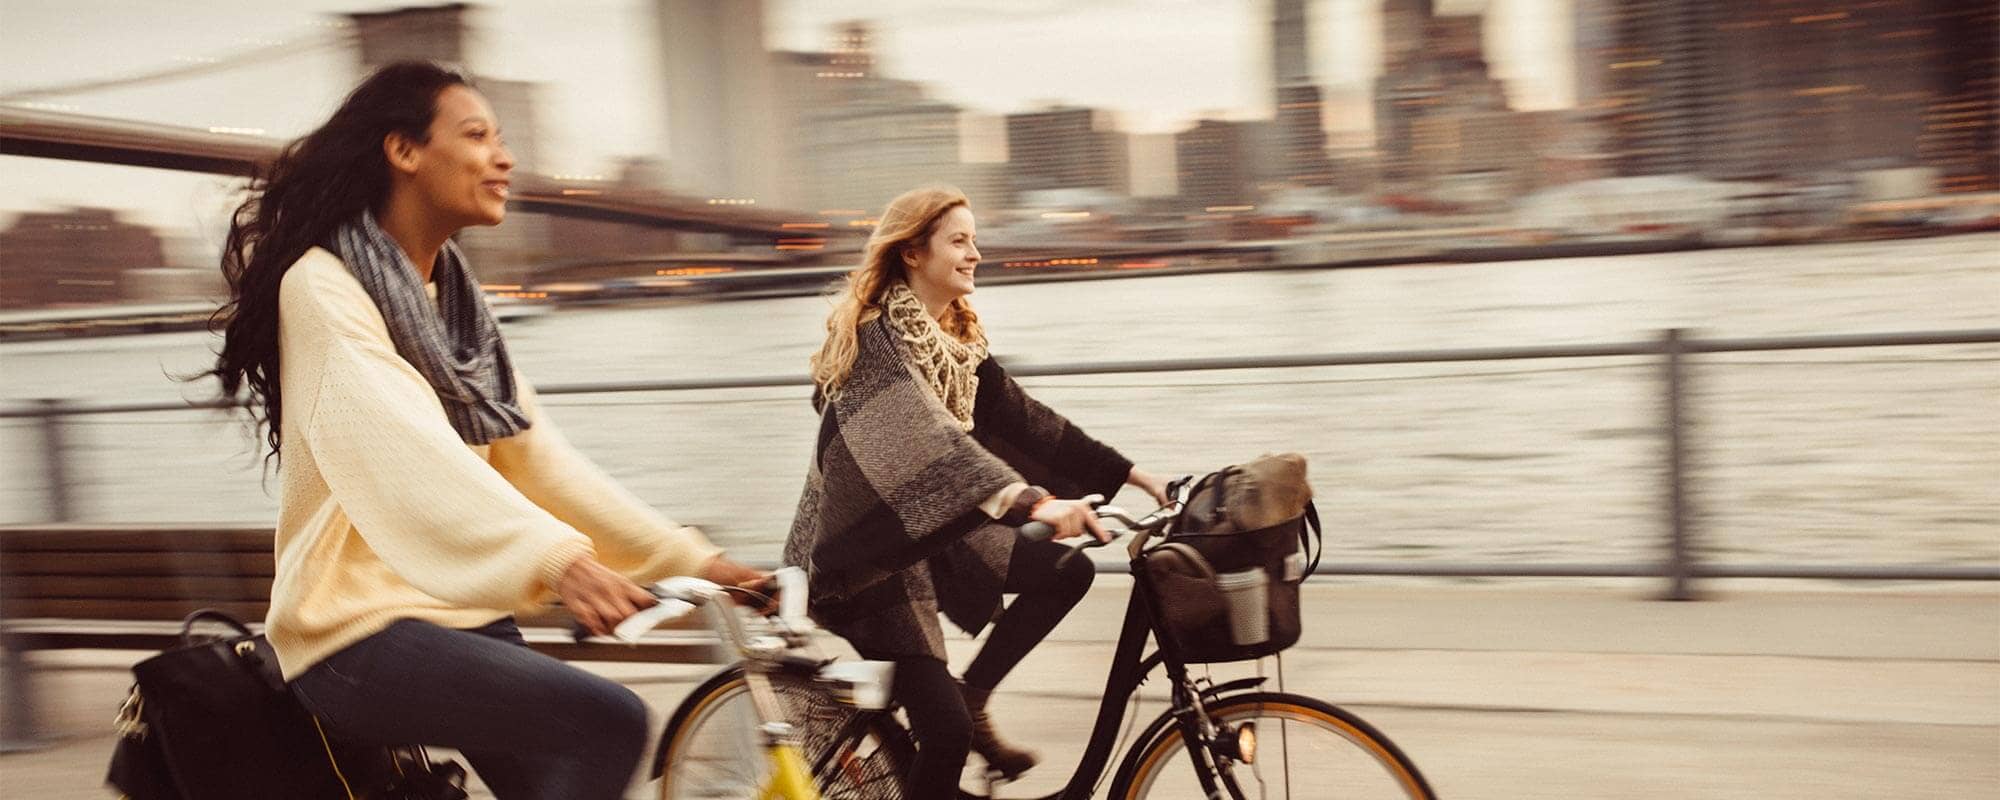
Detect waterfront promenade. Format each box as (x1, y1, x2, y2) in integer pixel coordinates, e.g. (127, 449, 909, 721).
(5, 580, 1994, 798)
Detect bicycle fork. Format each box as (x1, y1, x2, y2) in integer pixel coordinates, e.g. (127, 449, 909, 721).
(721, 592, 825, 800)
(743, 667, 822, 800)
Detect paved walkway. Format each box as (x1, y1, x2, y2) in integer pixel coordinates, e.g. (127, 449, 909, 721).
(5, 580, 1996, 798)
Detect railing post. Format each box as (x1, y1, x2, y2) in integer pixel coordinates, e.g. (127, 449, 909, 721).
(36, 399, 73, 523)
(0, 622, 39, 752)
(1661, 329, 1698, 601)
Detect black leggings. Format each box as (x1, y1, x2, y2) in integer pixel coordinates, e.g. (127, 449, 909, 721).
(857, 537, 1095, 796)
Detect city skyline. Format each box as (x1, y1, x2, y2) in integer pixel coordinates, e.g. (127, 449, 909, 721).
(0, 0, 1575, 226)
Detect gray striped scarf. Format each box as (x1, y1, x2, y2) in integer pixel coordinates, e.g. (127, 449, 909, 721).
(331, 212, 529, 444)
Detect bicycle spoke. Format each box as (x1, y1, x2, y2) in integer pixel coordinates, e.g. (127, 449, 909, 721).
(1121, 695, 1430, 800)
(660, 673, 913, 800)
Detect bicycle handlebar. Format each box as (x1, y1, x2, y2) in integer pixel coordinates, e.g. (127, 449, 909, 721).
(579, 490, 1184, 646)
(572, 567, 811, 645)
(1021, 495, 1181, 544)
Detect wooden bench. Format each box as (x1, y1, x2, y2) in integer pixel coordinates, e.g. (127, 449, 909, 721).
(0, 525, 719, 748)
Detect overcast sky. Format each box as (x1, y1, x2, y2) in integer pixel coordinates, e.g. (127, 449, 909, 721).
(0, 0, 1573, 229)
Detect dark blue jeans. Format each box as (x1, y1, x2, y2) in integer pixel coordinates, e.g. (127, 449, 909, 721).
(289, 617, 649, 800)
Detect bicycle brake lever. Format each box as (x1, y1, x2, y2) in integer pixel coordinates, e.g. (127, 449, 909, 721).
(610, 598, 698, 643)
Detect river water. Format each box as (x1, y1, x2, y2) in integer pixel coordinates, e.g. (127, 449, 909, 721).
(3, 234, 1995, 569)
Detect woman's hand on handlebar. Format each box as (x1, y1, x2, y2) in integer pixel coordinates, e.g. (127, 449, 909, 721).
(1127, 466, 1172, 507)
(701, 554, 779, 614)
(1031, 497, 1111, 543)
(556, 556, 657, 637)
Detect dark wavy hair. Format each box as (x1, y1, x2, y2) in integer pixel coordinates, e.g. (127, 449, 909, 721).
(199, 61, 471, 466)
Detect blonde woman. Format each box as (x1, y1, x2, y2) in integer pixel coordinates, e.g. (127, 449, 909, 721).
(784, 186, 1170, 793)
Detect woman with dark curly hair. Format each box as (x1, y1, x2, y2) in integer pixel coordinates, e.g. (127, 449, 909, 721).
(200, 61, 762, 798)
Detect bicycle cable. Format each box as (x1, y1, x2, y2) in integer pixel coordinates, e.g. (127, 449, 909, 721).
(715, 585, 781, 617)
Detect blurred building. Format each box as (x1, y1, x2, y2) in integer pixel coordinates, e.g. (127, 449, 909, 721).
(956, 162, 1016, 211)
(0, 208, 165, 308)
(1373, 1, 1527, 200)
(1176, 120, 1265, 211)
(1525, 109, 1616, 187)
(809, 83, 964, 215)
(1581, 0, 1722, 178)
(1271, 0, 1336, 188)
(773, 22, 968, 213)
(1572, 0, 1616, 114)
(656, 0, 786, 205)
(1127, 132, 1180, 199)
(1410, 110, 1535, 206)
(1584, 0, 1997, 191)
(1920, 3, 1999, 192)
(347, 3, 470, 67)
(1005, 106, 1132, 197)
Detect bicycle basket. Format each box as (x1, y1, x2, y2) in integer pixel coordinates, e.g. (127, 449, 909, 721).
(1140, 454, 1322, 664)
(769, 673, 907, 800)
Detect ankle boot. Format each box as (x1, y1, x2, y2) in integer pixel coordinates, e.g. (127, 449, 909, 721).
(959, 681, 1039, 780)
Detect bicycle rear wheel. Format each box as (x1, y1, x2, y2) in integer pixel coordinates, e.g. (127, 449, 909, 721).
(654, 666, 913, 800)
(1110, 691, 1435, 800)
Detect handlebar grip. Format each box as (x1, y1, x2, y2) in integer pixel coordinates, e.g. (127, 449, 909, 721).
(1020, 494, 1107, 542)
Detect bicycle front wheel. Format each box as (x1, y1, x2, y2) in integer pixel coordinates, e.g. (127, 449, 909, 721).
(1110, 691, 1435, 800)
(654, 666, 913, 800)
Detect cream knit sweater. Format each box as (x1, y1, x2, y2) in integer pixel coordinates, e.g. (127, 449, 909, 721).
(265, 247, 720, 680)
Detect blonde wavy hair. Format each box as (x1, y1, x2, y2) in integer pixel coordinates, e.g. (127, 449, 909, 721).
(811, 185, 987, 396)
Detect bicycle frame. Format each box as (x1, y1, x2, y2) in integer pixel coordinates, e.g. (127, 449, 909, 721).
(833, 505, 1260, 800)
(1014, 556, 1249, 800)
(760, 742, 818, 800)
(738, 664, 823, 800)
(653, 512, 1259, 800)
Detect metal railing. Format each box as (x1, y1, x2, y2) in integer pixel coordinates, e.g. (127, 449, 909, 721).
(5, 326, 1998, 598)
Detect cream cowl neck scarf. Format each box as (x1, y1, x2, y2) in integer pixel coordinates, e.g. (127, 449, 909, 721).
(882, 281, 988, 431)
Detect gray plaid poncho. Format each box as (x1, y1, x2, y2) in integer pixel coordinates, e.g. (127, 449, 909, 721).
(783, 316, 1132, 660)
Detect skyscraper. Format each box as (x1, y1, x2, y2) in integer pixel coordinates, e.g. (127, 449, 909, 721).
(656, 0, 784, 204)
(1571, 0, 1615, 113)
(0, 208, 165, 307)
(1177, 120, 1263, 210)
(1272, 0, 1311, 87)
(772, 23, 967, 212)
(347, 3, 470, 69)
(1373, 2, 1512, 186)
(1380, 0, 1433, 71)
(1005, 107, 1130, 196)
(1271, 0, 1335, 188)
(1922, 2, 1999, 192)
(1585, 0, 1997, 188)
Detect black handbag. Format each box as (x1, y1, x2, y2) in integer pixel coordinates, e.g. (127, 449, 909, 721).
(106, 609, 468, 800)
(1136, 455, 1324, 663)
(106, 685, 181, 800)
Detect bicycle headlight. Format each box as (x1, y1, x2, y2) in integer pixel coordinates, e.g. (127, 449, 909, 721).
(1211, 721, 1257, 764)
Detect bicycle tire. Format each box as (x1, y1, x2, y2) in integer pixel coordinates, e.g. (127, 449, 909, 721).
(654, 665, 914, 800)
(1109, 691, 1436, 800)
